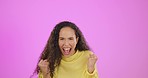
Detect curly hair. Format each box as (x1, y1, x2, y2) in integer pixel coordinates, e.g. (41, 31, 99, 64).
(32, 21, 90, 78)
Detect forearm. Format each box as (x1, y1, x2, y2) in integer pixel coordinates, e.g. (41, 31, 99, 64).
(85, 68, 99, 78)
(88, 66, 95, 74)
(86, 64, 99, 78)
(42, 73, 50, 78)
(38, 72, 51, 78)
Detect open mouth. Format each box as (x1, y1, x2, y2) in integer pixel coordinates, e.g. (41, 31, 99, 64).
(62, 48, 71, 55)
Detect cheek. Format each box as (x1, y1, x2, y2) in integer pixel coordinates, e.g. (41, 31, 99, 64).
(58, 41, 63, 47)
(70, 40, 77, 47)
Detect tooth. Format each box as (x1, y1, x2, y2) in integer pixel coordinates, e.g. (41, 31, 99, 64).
(64, 48, 70, 50)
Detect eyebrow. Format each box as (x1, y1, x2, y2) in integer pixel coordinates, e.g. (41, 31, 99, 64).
(59, 37, 64, 39)
(59, 37, 74, 38)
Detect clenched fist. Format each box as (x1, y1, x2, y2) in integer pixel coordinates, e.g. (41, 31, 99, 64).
(38, 59, 50, 75)
(87, 54, 98, 74)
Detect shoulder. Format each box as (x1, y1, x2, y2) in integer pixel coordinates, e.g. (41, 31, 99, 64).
(84, 50, 93, 54)
(79, 50, 93, 56)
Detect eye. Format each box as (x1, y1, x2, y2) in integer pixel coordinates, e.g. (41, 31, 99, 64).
(59, 38, 64, 40)
(69, 37, 74, 40)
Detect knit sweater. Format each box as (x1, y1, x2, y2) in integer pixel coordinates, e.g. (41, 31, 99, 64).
(39, 50, 99, 78)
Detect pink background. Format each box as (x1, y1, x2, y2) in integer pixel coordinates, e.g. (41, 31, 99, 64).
(0, 0, 148, 78)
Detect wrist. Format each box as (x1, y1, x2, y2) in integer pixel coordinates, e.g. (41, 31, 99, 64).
(87, 66, 95, 74)
(43, 73, 50, 78)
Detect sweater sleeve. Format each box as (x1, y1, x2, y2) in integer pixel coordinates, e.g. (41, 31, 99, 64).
(38, 71, 43, 78)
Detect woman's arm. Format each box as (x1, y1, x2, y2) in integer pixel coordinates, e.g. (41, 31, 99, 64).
(38, 71, 50, 78)
(38, 59, 51, 78)
(85, 53, 99, 78)
(87, 54, 98, 73)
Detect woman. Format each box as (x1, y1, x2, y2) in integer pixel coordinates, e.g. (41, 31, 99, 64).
(34, 21, 99, 78)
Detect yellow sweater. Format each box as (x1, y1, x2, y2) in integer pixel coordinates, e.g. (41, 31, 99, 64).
(39, 50, 99, 78)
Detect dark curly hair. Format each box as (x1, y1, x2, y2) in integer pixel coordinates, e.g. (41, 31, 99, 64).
(32, 21, 90, 78)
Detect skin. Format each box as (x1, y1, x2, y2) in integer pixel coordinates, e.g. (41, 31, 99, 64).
(58, 27, 78, 58)
(38, 59, 50, 78)
(38, 27, 98, 78)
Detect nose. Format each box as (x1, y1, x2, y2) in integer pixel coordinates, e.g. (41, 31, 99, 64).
(64, 40, 69, 46)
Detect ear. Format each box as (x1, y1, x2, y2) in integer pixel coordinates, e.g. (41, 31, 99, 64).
(76, 37, 79, 44)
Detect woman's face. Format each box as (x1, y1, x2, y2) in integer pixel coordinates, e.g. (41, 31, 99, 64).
(58, 27, 78, 57)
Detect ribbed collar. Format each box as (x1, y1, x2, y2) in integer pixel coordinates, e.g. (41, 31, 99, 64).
(62, 50, 83, 62)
